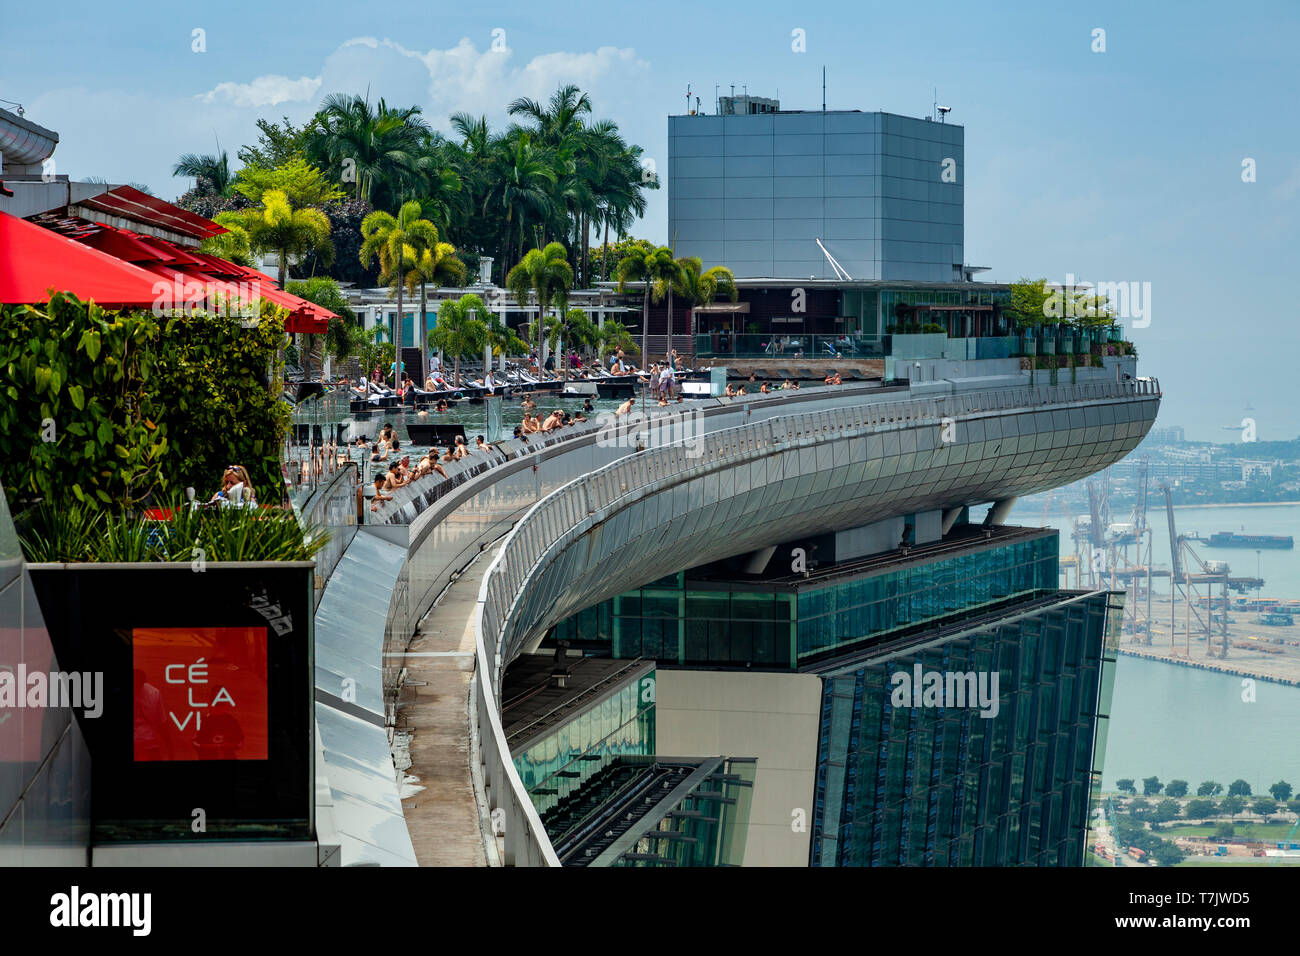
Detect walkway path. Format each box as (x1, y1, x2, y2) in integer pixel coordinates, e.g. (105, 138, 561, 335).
(392, 551, 494, 866)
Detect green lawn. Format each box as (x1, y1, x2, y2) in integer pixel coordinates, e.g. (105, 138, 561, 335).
(1162, 821, 1298, 841)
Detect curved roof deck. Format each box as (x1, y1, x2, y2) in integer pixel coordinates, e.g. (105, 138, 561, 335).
(444, 376, 1161, 864)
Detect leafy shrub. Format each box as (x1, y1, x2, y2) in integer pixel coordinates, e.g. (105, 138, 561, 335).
(0, 295, 169, 508)
(17, 499, 327, 563)
(0, 293, 290, 512)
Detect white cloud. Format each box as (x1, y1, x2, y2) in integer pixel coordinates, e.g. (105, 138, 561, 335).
(319, 36, 652, 136)
(199, 75, 322, 108)
(27, 36, 668, 238)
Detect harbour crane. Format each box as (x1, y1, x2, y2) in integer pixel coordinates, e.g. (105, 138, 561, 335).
(1160, 482, 1226, 656)
(1086, 479, 1106, 588)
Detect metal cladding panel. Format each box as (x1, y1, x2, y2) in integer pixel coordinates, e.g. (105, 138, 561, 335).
(493, 386, 1159, 667)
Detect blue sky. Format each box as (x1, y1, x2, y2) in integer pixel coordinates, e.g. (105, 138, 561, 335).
(3, 0, 1298, 440)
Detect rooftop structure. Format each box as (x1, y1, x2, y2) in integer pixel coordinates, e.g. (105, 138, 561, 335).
(669, 101, 963, 282)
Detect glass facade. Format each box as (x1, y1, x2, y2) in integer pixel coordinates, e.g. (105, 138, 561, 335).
(798, 535, 1057, 662)
(513, 672, 656, 820)
(552, 532, 1058, 670)
(809, 590, 1121, 866)
(668, 111, 962, 281)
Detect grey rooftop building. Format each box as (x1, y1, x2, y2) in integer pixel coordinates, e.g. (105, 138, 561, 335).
(668, 102, 964, 283)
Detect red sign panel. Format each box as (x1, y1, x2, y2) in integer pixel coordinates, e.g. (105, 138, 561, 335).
(132, 627, 268, 761)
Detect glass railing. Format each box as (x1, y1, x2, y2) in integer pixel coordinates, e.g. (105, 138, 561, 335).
(694, 332, 884, 360)
(281, 387, 353, 510)
(1014, 324, 1126, 356)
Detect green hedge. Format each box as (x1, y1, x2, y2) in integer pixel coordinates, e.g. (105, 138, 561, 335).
(0, 293, 289, 511)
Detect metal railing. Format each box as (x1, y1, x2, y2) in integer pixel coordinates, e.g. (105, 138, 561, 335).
(472, 375, 1160, 865)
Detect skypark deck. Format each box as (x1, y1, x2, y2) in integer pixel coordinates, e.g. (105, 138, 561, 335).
(312, 371, 1159, 866)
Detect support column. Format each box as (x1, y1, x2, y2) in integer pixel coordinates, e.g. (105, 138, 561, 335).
(941, 506, 964, 535)
(984, 497, 1018, 527)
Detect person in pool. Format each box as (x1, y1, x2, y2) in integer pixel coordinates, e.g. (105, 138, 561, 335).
(370, 476, 393, 512)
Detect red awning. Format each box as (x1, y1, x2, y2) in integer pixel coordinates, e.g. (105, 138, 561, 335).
(3, 213, 337, 333)
(74, 185, 226, 242)
(0, 210, 171, 306)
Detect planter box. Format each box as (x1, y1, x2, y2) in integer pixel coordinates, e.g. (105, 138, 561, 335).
(27, 561, 316, 845)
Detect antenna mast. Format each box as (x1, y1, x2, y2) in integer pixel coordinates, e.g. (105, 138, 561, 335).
(822, 66, 826, 111)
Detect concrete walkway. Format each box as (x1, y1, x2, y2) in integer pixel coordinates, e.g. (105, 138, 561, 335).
(392, 553, 493, 867)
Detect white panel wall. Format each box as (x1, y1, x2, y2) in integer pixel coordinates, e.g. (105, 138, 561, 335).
(655, 669, 822, 867)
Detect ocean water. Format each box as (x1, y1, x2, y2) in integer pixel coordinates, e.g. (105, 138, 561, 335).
(1101, 654, 1300, 794)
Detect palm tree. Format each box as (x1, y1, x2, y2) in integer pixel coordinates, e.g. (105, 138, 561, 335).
(414, 162, 463, 236)
(172, 151, 235, 197)
(359, 201, 440, 387)
(431, 91, 656, 292)
(597, 318, 640, 361)
(508, 85, 592, 150)
(200, 221, 254, 268)
(675, 259, 738, 359)
(487, 133, 555, 274)
(506, 243, 572, 365)
(286, 276, 357, 381)
(429, 295, 491, 387)
(403, 238, 467, 378)
(483, 313, 527, 376)
(307, 94, 431, 209)
(214, 190, 331, 390)
(615, 244, 680, 363)
(542, 308, 600, 382)
(216, 189, 332, 288)
(508, 85, 596, 267)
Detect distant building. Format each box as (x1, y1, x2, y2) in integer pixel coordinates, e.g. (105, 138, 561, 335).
(1147, 425, 1186, 443)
